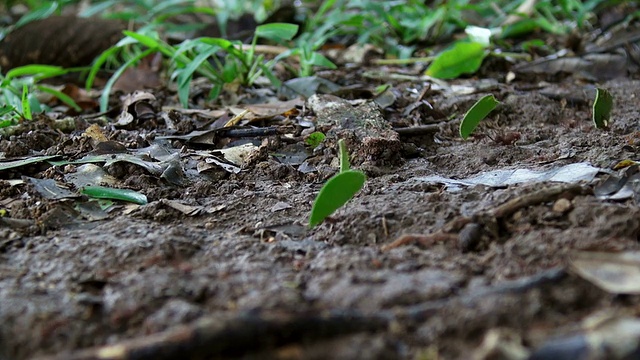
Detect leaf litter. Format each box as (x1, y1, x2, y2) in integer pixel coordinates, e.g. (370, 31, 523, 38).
(3, 3, 640, 360)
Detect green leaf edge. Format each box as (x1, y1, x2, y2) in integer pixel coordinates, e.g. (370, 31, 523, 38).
(308, 170, 366, 228)
(305, 132, 326, 148)
(460, 94, 500, 140)
(593, 87, 613, 129)
(426, 41, 487, 79)
(82, 186, 148, 205)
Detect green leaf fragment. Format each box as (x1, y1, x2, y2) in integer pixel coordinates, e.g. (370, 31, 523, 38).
(593, 88, 613, 129)
(309, 170, 366, 228)
(460, 94, 500, 140)
(305, 132, 326, 148)
(426, 41, 487, 79)
(82, 186, 148, 205)
(255, 23, 299, 42)
(21, 84, 32, 120)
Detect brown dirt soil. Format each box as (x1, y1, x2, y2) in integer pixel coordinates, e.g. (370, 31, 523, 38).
(2, 73, 640, 359)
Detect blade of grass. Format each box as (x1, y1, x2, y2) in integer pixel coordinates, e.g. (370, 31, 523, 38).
(5, 65, 68, 82)
(15, 2, 59, 28)
(36, 85, 82, 112)
(176, 46, 221, 107)
(21, 84, 32, 120)
(86, 46, 120, 91)
(99, 48, 156, 112)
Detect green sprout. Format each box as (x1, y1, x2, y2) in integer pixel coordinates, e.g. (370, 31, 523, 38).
(90, 22, 298, 111)
(0, 64, 81, 127)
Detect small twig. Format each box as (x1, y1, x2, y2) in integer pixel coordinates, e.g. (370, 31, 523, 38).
(240, 44, 289, 56)
(381, 216, 389, 237)
(34, 267, 569, 360)
(399, 267, 567, 322)
(490, 51, 532, 61)
(371, 56, 435, 66)
(489, 184, 585, 219)
(382, 184, 587, 251)
(223, 109, 250, 127)
(416, 84, 431, 102)
(216, 126, 281, 138)
(37, 310, 389, 360)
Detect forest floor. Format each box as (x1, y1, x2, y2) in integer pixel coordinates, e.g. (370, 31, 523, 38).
(2, 7, 640, 360)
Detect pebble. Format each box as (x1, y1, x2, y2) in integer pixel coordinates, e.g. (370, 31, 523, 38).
(458, 223, 482, 253)
(552, 198, 573, 213)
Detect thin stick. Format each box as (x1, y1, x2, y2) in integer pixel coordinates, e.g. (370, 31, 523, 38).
(382, 184, 587, 251)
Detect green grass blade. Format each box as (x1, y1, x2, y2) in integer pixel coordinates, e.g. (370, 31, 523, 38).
(460, 94, 499, 140)
(99, 48, 155, 112)
(82, 186, 148, 205)
(176, 46, 220, 107)
(199, 37, 246, 65)
(309, 170, 366, 228)
(593, 88, 613, 129)
(79, 0, 118, 17)
(5, 65, 68, 81)
(21, 85, 32, 120)
(307, 52, 337, 69)
(257, 62, 282, 88)
(123, 30, 177, 60)
(198, 37, 235, 49)
(208, 83, 222, 101)
(153, 6, 217, 23)
(123, 30, 161, 50)
(36, 85, 82, 112)
(86, 46, 120, 91)
(15, 2, 59, 28)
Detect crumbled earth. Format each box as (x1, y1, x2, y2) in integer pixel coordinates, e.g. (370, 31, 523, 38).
(3, 38, 640, 360)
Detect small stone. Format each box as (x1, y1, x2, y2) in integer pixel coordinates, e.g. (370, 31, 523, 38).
(552, 198, 573, 213)
(458, 223, 482, 253)
(512, 210, 523, 222)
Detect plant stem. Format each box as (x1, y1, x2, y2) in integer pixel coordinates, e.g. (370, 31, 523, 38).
(338, 139, 350, 173)
(372, 56, 435, 65)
